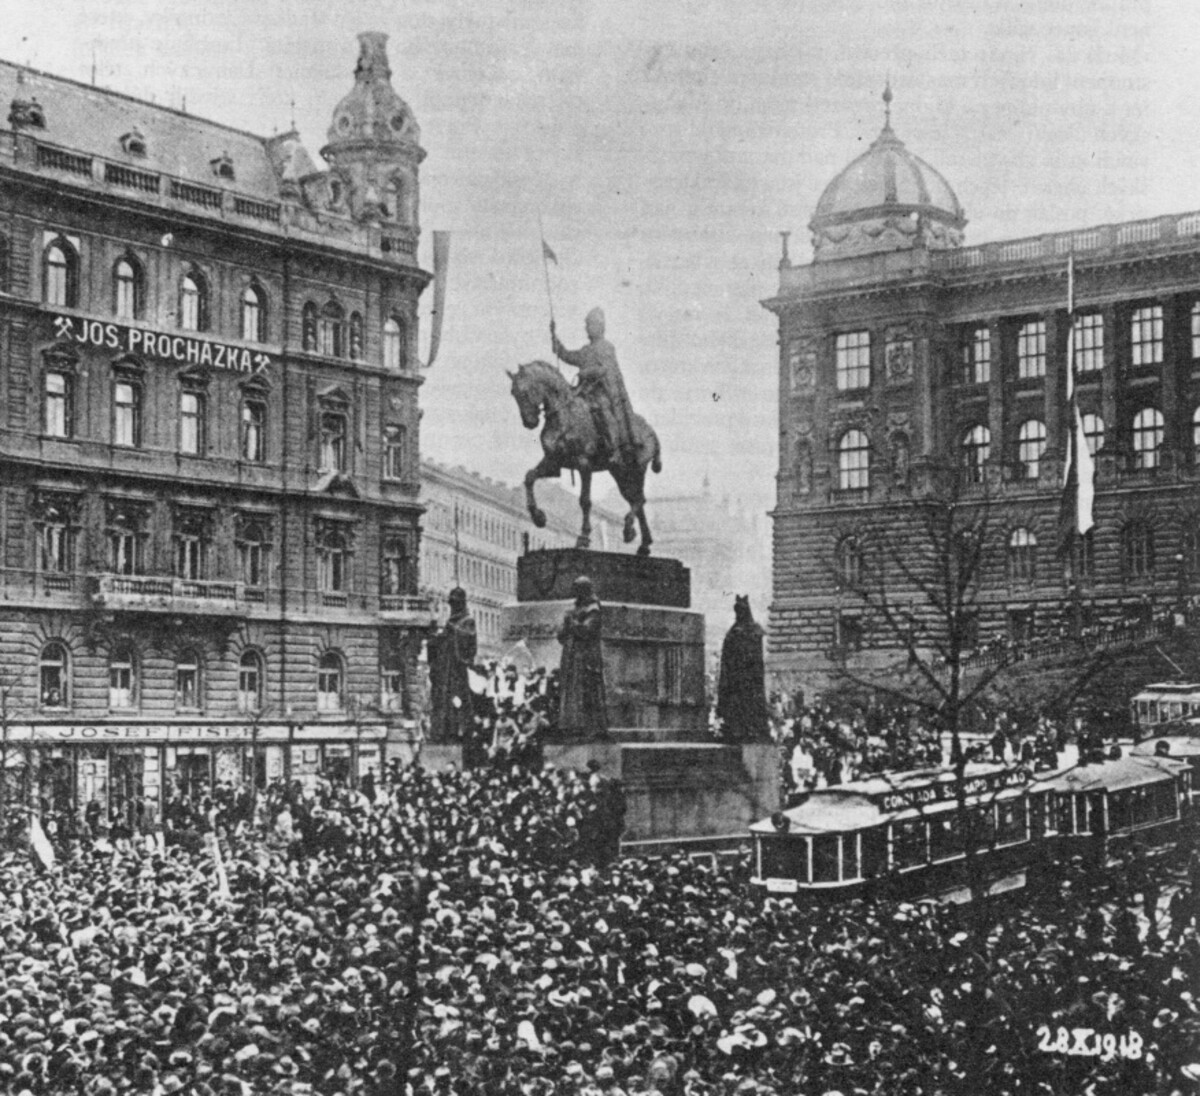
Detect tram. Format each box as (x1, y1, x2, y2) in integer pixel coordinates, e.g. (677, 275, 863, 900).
(750, 754, 1190, 903)
(1130, 682, 1200, 736)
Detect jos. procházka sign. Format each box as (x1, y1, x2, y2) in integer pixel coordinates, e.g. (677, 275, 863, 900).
(52, 314, 275, 375)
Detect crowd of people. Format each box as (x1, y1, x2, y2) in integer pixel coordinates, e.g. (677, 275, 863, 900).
(0, 753, 1194, 1095)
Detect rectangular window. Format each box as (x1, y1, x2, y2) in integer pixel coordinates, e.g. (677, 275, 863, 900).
(320, 543, 346, 592)
(113, 381, 141, 447)
(995, 800, 1028, 846)
(1075, 313, 1104, 373)
(175, 535, 203, 580)
(384, 424, 406, 480)
(179, 391, 204, 455)
(239, 538, 264, 588)
(834, 613, 864, 651)
(242, 400, 266, 462)
(1017, 321, 1046, 379)
(891, 820, 927, 870)
(1131, 305, 1163, 366)
(961, 326, 991, 385)
(929, 814, 963, 862)
(109, 661, 135, 710)
(40, 522, 73, 573)
(834, 331, 871, 391)
(319, 412, 347, 472)
(176, 663, 199, 710)
(109, 526, 143, 575)
(45, 372, 71, 437)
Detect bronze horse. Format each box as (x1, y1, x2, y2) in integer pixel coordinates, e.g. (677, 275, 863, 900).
(508, 360, 662, 554)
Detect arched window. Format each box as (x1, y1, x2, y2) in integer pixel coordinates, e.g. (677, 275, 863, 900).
(39, 642, 70, 709)
(238, 650, 264, 713)
(383, 316, 405, 370)
(1007, 527, 1037, 582)
(1122, 521, 1155, 577)
(835, 537, 863, 588)
(114, 256, 143, 320)
(1017, 419, 1047, 479)
(381, 532, 413, 596)
(302, 302, 318, 351)
(388, 176, 407, 222)
(175, 650, 202, 711)
(1132, 407, 1164, 470)
(241, 284, 267, 343)
(961, 425, 990, 483)
(348, 312, 364, 361)
(180, 269, 208, 331)
(241, 396, 267, 462)
(109, 646, 137, 710)
(319, 409, 348, 473)
(44, 238, 78, 307)
(837, 429, 870, 491)
(318, 301, 344, 358)
(318, 526, 349, 594)
(317, 652, 344, 711)
(237, 520, 268, 589)
(1082, 413, 1105, 457)
(113, 377, 143, 447)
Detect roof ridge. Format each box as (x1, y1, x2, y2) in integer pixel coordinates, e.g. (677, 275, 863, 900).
(0, 56, 273, 147)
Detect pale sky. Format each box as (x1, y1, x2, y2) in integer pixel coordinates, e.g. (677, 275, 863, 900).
(6, 0, 1200, 518)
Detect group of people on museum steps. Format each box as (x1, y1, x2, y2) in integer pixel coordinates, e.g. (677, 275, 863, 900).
(0, 739, 1195, 1095)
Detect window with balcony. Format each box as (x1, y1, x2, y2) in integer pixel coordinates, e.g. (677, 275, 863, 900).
(38, 503, 76, 576)
(1017, 320, 1046, 380)
(107, 508, 146, 575)
(237, 519, 269, 592)
(1122, 521, 1155, 578)
(384, 423, 406, 480)
(1130, 305, 1163, 367)
(317, 651, 344, 711)
(113, 379, 142, 447)
(318, 301, 344, 358)
(237, 649, 264, 713)
(383, 316, 406, 371)
(44, 370, 73, 438)
(39, 642, 70, 709)
(241, 397, 266, 462)
(44, 238, 78, 307)
(319, 410, 348, 473)
(961, 424, 990, 483)
(1132, 407, 1164, 470)
(179, 390, 205, 455)
(114, 255, 143, 320)
(1082, 413, 1105, 457)
(179, 269, 209, 332)
(381, 533, 413, 596)
(175, 533, 204, 580)
(1017, 419, 1047, 479)
(961, 326, 990, 385)
(175, 650, 202, 711)
(109, 647, 137, 710)
(836, 429, 870, 490)
(835, 331, 870, 391)
(317, 524, 350, 596)
(1075, 313, 1104, 373)
(241, 284, 267, 343)
(1007, 528, 1037, 583)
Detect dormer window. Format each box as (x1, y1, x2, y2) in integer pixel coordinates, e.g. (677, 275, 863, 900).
(210, 153, 235, 181)
(120, 128, 147, 157)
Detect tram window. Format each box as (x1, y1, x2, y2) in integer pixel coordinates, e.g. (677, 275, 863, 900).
(1109, 790, 1131, 832)
(841, 834, 861, 880)
(970, 805, 996, 850)
(861, 829, 888, 879)
(892, 820, 927, 869)
(812, 834, 839, 882)
(760, 837, 809, 883)
(1055, 794, 1074, 835)
(930, 814, 963, 861)
(1156, 781, 1179, 820)
(995, 801, 1027, 846)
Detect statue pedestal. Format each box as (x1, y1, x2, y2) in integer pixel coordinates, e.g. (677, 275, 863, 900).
(504, 549, 706, 736)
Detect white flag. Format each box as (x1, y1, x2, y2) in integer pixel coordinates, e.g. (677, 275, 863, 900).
(29, 816, 55, 870)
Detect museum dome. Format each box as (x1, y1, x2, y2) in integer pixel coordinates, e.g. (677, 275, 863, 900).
(809, 86, 966, 261)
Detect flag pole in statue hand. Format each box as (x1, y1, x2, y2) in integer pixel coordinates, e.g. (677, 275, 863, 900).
(538, 214, 558, 355)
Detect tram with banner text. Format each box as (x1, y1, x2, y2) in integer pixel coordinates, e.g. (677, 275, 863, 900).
(750, 754, 1191, 903)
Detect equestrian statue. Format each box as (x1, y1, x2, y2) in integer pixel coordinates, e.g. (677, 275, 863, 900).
(508, 307, 661, 555)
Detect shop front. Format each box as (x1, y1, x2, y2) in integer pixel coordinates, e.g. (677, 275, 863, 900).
(1, 721, 388, 828)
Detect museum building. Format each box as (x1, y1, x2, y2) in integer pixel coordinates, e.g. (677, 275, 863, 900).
(0, 33, 433, 820)
(766, 92, 1200, 687)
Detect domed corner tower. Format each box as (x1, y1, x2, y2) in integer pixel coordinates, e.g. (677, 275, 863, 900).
(809, 85, 966, 262)
(320, 31, 425, 230)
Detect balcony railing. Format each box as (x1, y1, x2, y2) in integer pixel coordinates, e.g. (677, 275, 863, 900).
(92, 573, 242, 611)
(379, 593, 433, 623)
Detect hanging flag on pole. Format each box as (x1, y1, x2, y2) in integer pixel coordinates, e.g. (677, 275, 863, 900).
(1058, 254, 1096, 560)
(29, 814, 55, 870)
(541, 239, 558, 265)
(423, 230, 451, 369)
(537, 214, 557, 355)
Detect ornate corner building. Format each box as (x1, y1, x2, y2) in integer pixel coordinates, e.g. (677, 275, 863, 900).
(765, 91, 1200, 689)
(0, 33, 433, 816)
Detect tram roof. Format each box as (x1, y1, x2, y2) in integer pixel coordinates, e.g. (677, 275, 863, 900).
(1130, 736, 1200, 758)
(1037, 753, 1189, 793)
(1133, 682, 1200, 697)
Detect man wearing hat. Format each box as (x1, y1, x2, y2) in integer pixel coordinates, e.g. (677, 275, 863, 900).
(551, 308, 638, 466)
(427, 587, 479, 755)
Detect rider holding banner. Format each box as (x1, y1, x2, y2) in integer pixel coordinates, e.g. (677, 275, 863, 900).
(551, 308, 638, 466)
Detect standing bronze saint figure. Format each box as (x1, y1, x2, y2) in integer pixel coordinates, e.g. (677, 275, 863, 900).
(716, 596, 770, 742)
(427, 587, 478, 744)
(551, 307, 638, 465)
(558, 576, 608, 738)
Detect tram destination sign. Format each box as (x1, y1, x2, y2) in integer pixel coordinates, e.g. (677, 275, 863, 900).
(51, 314, 275, 375)
(878, 767, 1029, 813)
